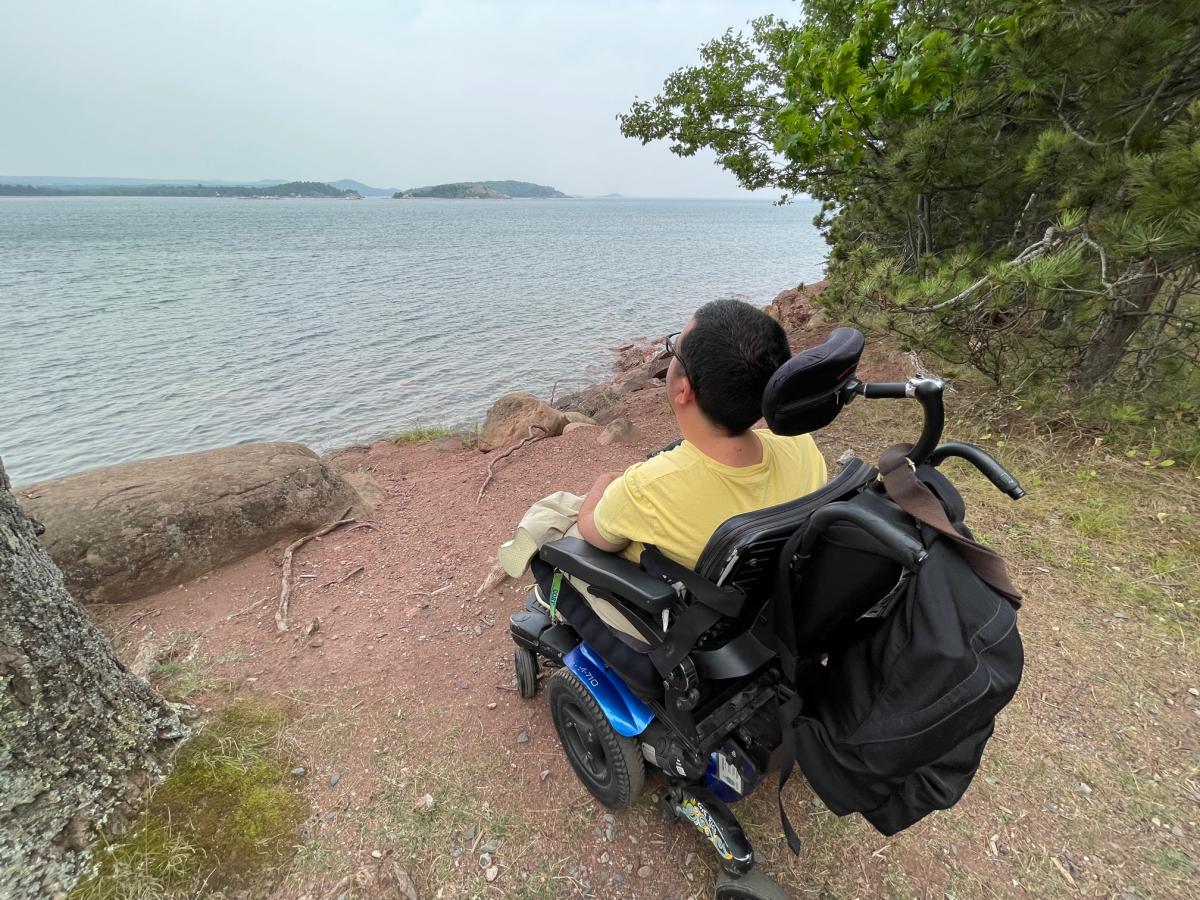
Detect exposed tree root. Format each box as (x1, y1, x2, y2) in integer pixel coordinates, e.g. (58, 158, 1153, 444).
(274, 508, 372, 632)
(476, 424, 550, 502)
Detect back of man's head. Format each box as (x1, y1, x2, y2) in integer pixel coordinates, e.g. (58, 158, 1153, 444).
(683, 298, 791, 434)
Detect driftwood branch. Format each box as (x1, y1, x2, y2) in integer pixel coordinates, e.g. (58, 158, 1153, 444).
(477, 424, 550, 503)
(275, 508, 371, 632)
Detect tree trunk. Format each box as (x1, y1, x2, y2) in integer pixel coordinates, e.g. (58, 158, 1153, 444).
(0, 457, 188, 899)
(1068, 259, 1163, 395)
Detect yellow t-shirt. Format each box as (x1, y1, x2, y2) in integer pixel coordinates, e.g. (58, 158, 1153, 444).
(592, 430, 828, 570)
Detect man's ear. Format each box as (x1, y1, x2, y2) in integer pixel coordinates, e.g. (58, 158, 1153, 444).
(671, 374, 695, 410)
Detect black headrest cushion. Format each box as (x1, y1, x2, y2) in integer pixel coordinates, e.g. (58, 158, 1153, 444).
(762, 327, 865, 436)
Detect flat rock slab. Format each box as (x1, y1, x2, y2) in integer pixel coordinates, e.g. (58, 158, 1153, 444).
(16, 442, 364, 604)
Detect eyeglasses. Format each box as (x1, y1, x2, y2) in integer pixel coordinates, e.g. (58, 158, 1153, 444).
(665, 331, 689, 380)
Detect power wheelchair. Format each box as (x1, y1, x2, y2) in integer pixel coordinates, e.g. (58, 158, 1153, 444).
(508, 327, 1025, 899)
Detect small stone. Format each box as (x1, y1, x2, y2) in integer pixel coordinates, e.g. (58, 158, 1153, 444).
(329, 771, 341, 787)
(473, 625, 482, 636)
(291, 767, 307, 778)
(605, 823, 616, 842)
(1113, 611, 1127, 619)
(479, 852, 492, 868)
(323, 811, 337, 823)
(637, 865, 652, 878)
(1172, 825, 1184, 838)
(464, 824, 477, 841)
(684, 853, 696, 865)
(600, 852, 611, 864)
(337, 893, 349, 900)
(540, 769, 550, 782)
(985, 776, 999, 786)
(1189, 687, 1199, 697)
(487, 702, 497, 710)
(370, 850, 382, 859)
(485, 865, 499, 883)
(457, 681, 471, 691)
(450, 848, 463, 859)
(1075, 782, 1092, 796)
(603, 813, 615, 823)
(481, 841, 498, 854)
(309, 638, 324, 648)
(305, 617, 321, 637)
(516, 731, 529, 744)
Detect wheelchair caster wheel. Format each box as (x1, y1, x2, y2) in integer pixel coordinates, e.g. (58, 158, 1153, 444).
(714, 867, 788, 900)
(515, 646, 538, 698)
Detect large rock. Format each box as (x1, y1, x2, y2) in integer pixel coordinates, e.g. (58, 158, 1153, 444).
(15, 442, 364, 604)
(597, 418, 638, 446)
(477, 392, 568, 452)
(764, 280, 829, 332)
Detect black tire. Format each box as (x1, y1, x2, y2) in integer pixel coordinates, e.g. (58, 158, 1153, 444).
(515, 646, 538, 699)
(714, 868, 790, 900)
(546, 668, 644, 809)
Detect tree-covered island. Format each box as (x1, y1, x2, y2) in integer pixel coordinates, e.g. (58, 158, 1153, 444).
(393, 180, 567, 199)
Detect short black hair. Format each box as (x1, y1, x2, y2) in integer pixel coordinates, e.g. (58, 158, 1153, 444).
(679, 299, 791, 434)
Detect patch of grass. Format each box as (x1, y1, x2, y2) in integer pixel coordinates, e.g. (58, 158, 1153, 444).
(1153, 847, 1198, 877)
(71, 698, 307, 900)
(1065, 497, 1129, 539)
(881, 866, 915, 899)
(389, 424, 454, 445)
(148, 660, 210, 702)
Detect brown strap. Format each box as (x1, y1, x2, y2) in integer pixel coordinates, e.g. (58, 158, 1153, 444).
(879, 444, 1022, 609)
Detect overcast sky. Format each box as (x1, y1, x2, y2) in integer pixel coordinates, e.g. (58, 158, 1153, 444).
(0, 1, 799, 197)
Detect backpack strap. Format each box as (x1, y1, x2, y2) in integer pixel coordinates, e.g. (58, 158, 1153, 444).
(878, 444, 1022, 608)
(639, 546, 744, 677)
(757, 524, 813, 855)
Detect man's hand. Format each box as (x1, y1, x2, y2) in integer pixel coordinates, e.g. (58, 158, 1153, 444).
(577, 471, 628, 553)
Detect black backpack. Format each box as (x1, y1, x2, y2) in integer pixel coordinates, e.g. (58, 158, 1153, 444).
(773, 445, 1024, 847)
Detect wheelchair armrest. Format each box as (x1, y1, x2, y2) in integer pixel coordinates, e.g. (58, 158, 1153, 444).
(539, 537, 677, 615)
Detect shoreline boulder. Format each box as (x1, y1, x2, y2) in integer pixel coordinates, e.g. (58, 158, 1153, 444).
(764, 280, 829, 332)
(478, 392, 568, 451)
(15, 442, 364, 604)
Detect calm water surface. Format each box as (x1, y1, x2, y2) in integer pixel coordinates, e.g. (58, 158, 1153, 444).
(0, 196, 825, 483)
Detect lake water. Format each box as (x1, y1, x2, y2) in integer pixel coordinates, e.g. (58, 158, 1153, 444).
(0, 196, 825, 484)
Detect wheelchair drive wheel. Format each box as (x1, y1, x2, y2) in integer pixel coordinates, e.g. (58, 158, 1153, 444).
(514, 646, 538, 698)
(713, 867, 789, 900)
(546, 668, 644, 809)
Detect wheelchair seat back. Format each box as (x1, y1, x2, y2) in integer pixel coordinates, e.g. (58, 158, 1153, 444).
(690, 458, 875, 651)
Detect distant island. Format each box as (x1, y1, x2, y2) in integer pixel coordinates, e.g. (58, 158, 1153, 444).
(393, 180, 567, 200)
(0, 181, 360, 199)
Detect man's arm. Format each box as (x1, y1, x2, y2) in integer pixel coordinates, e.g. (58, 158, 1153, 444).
(577, 471, 629, 553)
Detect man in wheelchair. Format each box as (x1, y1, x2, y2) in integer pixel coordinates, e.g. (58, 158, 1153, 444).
(506, 304, 1026, 900)
(575, 298, 827, 637)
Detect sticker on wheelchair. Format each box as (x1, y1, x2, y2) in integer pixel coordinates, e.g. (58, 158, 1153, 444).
(716, 752, 744, 794)
(676, 796, 734, 861)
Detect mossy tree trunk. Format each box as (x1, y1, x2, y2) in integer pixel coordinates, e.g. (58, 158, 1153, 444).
(0, 458, 188, 899)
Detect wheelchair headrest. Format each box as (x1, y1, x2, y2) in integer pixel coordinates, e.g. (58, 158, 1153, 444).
(763, 327, 865, 436)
